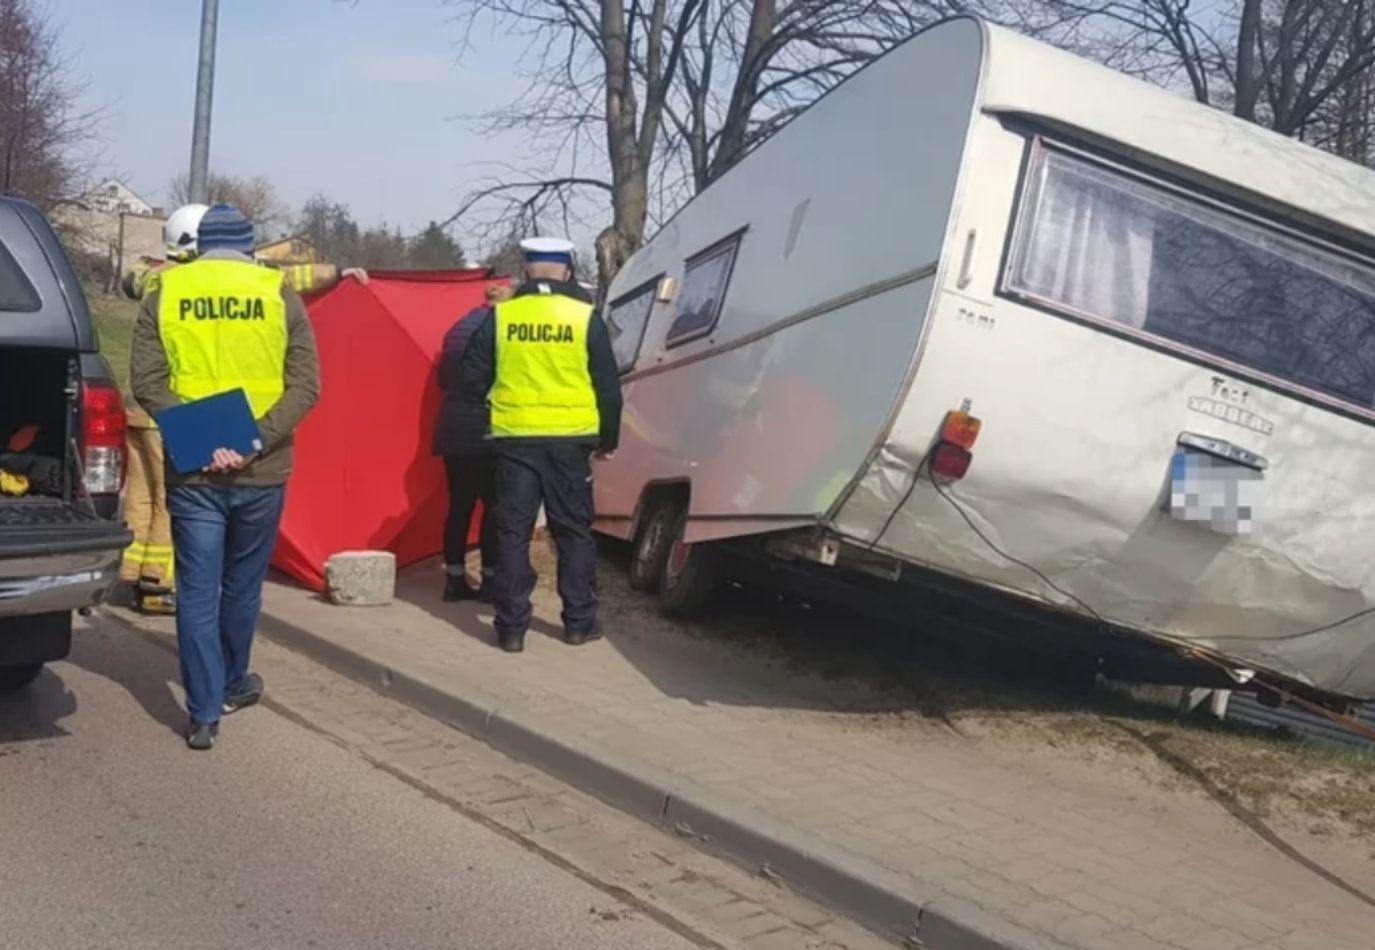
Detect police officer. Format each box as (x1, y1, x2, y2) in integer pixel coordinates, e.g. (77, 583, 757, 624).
(462, 238, 623, 653)
(131, 205, 322, 750)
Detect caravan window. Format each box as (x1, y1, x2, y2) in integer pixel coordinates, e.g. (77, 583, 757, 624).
(606, 277, 659, 373)
(1006, 146, 1375, 414)
(666, 234, 743, 347)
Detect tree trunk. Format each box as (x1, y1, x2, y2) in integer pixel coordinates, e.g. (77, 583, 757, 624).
(596, 171, 648, 296)
(707, 0, 777, 183)
(1234, 0, 1263, 120)
(599, 0, 650, 289)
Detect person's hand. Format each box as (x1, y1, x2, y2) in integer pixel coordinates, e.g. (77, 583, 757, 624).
(342, 267, 369, 285)
(593, 449, 615, 462)
(206, 448, 252, 473)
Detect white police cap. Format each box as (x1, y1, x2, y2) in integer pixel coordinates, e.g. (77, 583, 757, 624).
(520, 236, 576, 264)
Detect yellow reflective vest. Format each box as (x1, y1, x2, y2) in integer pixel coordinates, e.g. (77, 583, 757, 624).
(490, 293, 599, 438)
(157, 259, 289, 419)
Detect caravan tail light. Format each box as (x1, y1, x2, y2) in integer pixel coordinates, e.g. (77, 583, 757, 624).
(930, 409, 981, 482)
(81, 381, 127, 495)
(931, 443, 972, 480)
(940, 410, 982, 450)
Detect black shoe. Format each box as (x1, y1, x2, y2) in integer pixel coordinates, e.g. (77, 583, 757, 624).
(565, 627, 603, 646)
(477, 578, 495, 604)
(444, 578, 479, 602)
(186, 721, 219, 751)
(223, 672, 264, 715)
(497, 631, 526, 653)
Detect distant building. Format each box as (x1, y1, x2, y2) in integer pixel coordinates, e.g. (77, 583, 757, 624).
(50, 179, 164, 291)
(83, 179, 154, 217)
(255, 236, 319, 265)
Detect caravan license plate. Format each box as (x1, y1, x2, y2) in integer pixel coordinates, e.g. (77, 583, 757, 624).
(1168, 448, 1261, 536)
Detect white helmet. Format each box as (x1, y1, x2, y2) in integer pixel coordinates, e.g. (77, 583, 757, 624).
(163, 203, 209, 261)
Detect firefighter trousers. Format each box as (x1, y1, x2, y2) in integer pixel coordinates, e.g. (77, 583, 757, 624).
(121, 420, 175, 594)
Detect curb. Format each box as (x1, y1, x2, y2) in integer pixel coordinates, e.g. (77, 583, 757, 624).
(256, 608, 1048, 950)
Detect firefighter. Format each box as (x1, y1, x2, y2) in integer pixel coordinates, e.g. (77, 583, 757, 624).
(131, 204, 321, 751)
(461, 238, 623, 653)
(117, 203, 207, 613)
(118, 205, 367, 614)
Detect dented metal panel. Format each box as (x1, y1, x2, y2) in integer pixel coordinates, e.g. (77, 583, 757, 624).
(833, 104, 1375, 700)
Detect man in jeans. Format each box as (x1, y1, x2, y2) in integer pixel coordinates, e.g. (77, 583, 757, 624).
(131, 205, 321, 750)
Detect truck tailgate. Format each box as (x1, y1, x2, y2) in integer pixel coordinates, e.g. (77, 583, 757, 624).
(0, 499, 132, 617)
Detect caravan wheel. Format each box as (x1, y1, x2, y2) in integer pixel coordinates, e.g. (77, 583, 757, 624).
(629, 503, 676, 593)
(659, 512, 722, 618)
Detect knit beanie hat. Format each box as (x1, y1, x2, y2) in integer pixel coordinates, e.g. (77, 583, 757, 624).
(197, 204, 255, 255)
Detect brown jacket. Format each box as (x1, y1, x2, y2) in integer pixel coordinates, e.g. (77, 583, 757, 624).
(130, 251, 321, 487)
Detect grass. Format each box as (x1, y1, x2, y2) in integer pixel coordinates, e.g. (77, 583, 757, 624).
(87, 290, 138, 398)
(1040, 711, 1375, 838)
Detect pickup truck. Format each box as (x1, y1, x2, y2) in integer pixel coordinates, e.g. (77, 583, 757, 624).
(0, 197, 132, 690)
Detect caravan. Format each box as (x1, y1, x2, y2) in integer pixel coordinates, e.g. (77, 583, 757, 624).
(593, 17, 1375, 702)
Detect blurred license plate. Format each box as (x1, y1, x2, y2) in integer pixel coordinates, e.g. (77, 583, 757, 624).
(1168, 447, 1262, 536)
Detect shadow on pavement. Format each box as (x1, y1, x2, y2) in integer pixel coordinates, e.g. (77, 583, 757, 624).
(593, 542, 1106, 722)
(398, 559, 571, 650)
(0, 665, 77, 744)
(386, 545, 1117, 720)
(68, 622, 187, 736)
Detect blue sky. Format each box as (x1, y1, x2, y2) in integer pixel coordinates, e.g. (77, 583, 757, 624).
(56, 0, 532, 244)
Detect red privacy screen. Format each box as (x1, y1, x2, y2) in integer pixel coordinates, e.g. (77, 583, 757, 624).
(272, 269, 507, 591)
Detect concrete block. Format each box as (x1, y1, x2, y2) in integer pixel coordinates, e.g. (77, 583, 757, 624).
(324, 551, 396, 607)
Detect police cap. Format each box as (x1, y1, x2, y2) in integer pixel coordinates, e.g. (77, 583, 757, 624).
(520, 236, 575, 266)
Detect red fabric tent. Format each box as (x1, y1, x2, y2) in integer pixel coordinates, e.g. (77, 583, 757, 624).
(272, 269, 507, 591)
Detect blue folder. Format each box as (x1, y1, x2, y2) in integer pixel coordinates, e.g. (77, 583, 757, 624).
(155, 389, 264, 475)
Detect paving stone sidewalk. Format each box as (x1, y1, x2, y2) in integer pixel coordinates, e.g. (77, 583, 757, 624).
(255, 564, 1375, 950)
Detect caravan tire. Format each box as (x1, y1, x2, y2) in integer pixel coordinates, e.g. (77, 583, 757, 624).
(630, 503, 677, 593)
(659, 511, 722, 618)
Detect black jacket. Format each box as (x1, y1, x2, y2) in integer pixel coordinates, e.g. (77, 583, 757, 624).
(461, 280, 623, 452)
(433, 304, 493, 457)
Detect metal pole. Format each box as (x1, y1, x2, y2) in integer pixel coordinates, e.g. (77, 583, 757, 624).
(114, 212, 126, 294)
(187, 0, 220, 204)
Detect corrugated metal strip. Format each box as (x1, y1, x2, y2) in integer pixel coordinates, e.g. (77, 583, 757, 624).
(1225, 691, 1375, 750)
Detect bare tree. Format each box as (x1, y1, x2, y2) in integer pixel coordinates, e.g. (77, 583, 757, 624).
(1046, 1, 1375, 147)
(169, 171, 290, 237)
(442, 1, 1053, 289)
(0, 0, 98, 212)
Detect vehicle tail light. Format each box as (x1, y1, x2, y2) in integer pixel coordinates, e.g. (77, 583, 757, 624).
(81, 381, 127, 495)
(930, 409, 981, 482)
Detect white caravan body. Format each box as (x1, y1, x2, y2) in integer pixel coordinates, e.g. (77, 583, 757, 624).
(593, 17, 1375, 700)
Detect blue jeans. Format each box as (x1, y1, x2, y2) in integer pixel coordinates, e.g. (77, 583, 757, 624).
(168, 485, 285, 725)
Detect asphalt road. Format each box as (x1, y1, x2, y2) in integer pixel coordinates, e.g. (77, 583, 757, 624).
(0, 620, 702, 950)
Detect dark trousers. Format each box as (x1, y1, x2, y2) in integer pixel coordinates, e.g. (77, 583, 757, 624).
(443, 454, 497, 575)
(491, 442, 597, 637)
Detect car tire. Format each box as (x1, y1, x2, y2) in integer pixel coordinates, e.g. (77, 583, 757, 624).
(0, 664, 43, 692)
(658, 509, 722, 618)
(629, 502, 677, 593)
